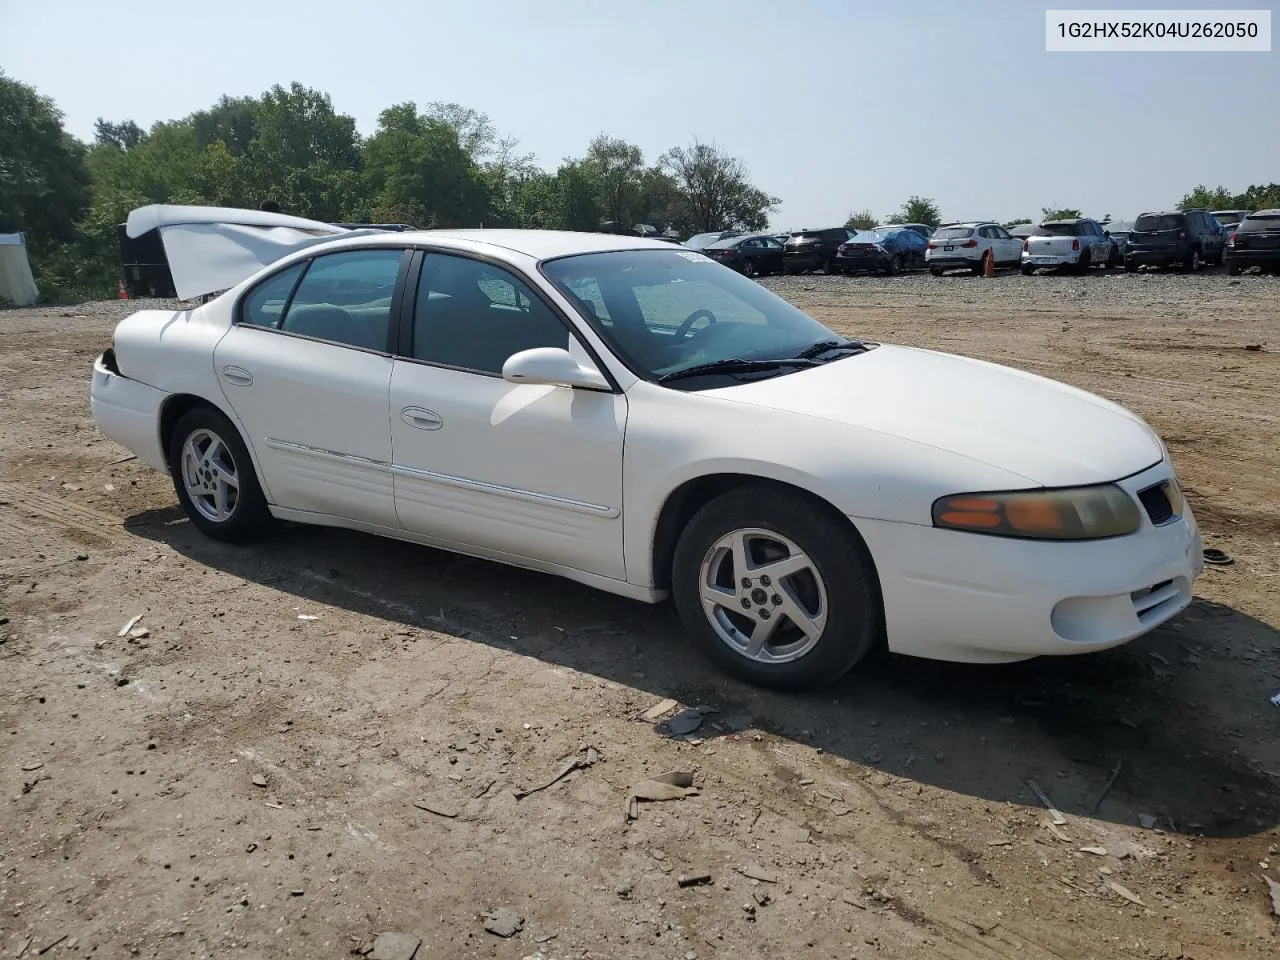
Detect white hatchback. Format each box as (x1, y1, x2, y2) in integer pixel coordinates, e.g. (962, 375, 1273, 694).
(926, 222, 1024, 275)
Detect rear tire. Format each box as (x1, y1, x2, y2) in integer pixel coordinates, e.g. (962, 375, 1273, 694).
(1074, 250, 1092, 274)
(168, 405, 270, 543)
(1124, 260, 1140, 272)
(671, 486, 881, 690)
(1021, 265, 1035, 276)
(929, 267, 943, 277)
(1228, 263, 1242, 276)
(1182, 249, 1201, 272)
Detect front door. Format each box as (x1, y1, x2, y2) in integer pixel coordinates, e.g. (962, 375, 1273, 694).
(388, 251, 628, 580)
(214, 247, 408, 528)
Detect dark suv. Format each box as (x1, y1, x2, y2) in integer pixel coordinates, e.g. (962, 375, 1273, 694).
(783, 227, 851, 274)
(1124, 209, 1225, 272)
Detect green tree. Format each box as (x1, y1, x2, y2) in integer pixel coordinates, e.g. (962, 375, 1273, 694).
(1238, 183, 1280, 210)
(584, 135, 644, 227)
(1041, 207, 1082, 221)
(93, 118, 146, 150)
(553, 160, 602, 231)
(361, 102, 489, 228)
(887, 195, 941, 228)
(0, 71, 91, 247)
(425, 102, 497, 161)
(1176, 185, 1237, 210)
(845, 208, 878, 230)
(659, 138, 778, 232)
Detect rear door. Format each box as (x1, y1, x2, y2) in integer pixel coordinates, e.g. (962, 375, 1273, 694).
(214, 247, 409, 527)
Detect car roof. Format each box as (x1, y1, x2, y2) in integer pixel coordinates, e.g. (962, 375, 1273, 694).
(937, 222, 988, 229)
(311, 228, 680, 262)
(1042, 218, 1087, 225)
(1245, 208, 1280, 217)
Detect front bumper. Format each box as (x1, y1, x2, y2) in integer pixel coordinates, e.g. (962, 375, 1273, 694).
(90, 354, 170, 471)
(855, 460, 1202, 663)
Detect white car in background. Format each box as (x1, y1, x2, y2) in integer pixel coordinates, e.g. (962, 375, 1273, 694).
(1021, 218, 1119, 274)
(926, 222, 1023, 275)
(91, 205, 1203, 690)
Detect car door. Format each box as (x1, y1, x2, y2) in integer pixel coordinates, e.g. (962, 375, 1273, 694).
(214, 247, 408, 528)
(387, 250, 628, 580)
(988, 225, 1017, 263)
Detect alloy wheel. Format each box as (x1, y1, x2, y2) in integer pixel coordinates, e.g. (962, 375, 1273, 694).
(697, 527, 829, 664)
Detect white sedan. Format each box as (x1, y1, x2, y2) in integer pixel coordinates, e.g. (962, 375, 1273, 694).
(91, 205, 1204, 689)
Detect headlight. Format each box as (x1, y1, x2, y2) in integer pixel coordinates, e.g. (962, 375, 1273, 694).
(932, 484, 1141, 541)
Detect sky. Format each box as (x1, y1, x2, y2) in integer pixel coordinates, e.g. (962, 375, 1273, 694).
(2, 0, 1276, 229)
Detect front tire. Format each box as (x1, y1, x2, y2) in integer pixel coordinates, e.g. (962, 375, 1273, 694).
(168, 406, 270, 542)
(1183, 249, 1201, 272)
(671, 487, 880, 690)
(741, 258, 757, 277)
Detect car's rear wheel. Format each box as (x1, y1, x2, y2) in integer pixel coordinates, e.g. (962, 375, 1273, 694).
(742, 258, 757, 277)
(929, 266, 943, 276)
(671, 487, 880, 690)
(1021, 264, 1035, 276)
(168, 406, 270, 542)
(1124, 260, 1139, 272)
(1228, 263, 1242, 276)
(888, 253, 903, 274)
(1183, 249, 1201, 272)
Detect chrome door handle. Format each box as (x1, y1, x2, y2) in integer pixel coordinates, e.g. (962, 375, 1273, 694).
(221, 366, 253, 386)
(400, 406, 443, 430)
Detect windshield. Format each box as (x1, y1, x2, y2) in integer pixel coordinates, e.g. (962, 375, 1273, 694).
(685, 233, 727, 250)
(932, 226, 973, 240)
(1134, 214, 1184, 232)
(541, 249, 852, 387)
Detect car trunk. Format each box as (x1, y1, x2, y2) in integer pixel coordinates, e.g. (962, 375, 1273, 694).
(1129, 216, 1186, 251)
(1024, 234, 1080, 257)
(1235, 217, 1280, 250)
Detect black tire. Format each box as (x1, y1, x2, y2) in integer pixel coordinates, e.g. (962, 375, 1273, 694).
(671, 486, 881, 690)
(741, 258, 757, 277)
(1021, 265, 1035, 276)
(1074, 250, 1091, 274)
(889, 253, 904, 275)
(1124, 260, 1139, 272)
(929, 266, 943, 277)
(167, 405, 270, 543)
(1182, 249, 1201, 272)
(1227, 263, 1242, 276)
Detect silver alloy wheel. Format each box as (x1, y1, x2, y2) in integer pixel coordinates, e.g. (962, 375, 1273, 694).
(697, 527, 829, 664)
(1191, 250, 1201, 271)
(180, 427, 240, 523)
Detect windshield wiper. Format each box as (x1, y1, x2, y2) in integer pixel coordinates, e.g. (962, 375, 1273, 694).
(794, 338, 867, 360)
(656, 357, 819, 384)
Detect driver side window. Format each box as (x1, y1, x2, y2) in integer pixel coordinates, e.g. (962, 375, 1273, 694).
(411, 253, 571, 375)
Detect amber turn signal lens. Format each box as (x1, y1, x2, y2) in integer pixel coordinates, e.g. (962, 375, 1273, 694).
(932, 484, 1142, 541)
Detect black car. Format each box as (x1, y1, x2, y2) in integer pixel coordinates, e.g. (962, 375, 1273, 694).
(701, 233, 786, 276)
(833, 231, 895, 275)
(1124, 209, 1225, 271)
(1226, 208, 1280, 275)
(783, 227, 851, 273)
(1103, 220, 1133, 258)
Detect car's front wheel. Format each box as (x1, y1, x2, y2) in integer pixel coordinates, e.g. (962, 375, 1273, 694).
(671, 487, 880, 690)
(168, 405, 270, 542)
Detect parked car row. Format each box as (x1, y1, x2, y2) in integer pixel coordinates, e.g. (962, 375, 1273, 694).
(685, 207, 1280, 280)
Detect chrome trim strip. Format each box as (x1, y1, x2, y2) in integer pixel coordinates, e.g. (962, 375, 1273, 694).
(264, 437, 390, 470)
(390, 464, 619, 518)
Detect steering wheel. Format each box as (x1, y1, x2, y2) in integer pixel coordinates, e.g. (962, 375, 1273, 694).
(674, 308, 719, 340)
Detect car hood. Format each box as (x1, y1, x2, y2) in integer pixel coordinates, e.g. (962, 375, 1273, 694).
(702, 344, 1162, 487)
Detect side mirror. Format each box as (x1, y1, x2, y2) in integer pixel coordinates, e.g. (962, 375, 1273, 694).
(502, 347, 609, 390)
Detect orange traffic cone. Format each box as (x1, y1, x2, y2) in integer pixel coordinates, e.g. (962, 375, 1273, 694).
(983, 248, 995, 277)
(117, 280, 128, 300)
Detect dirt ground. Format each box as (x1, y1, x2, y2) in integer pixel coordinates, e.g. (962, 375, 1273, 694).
(2, 270, 1279, 960)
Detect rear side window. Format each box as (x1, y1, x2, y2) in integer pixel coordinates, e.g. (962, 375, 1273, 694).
(281, 249, 404, 351)
(933, 227, 973, 240)
(242, 262, 304, 329)
(1238, 214, 1280, 233)
(1134, 214, 1184, 232)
